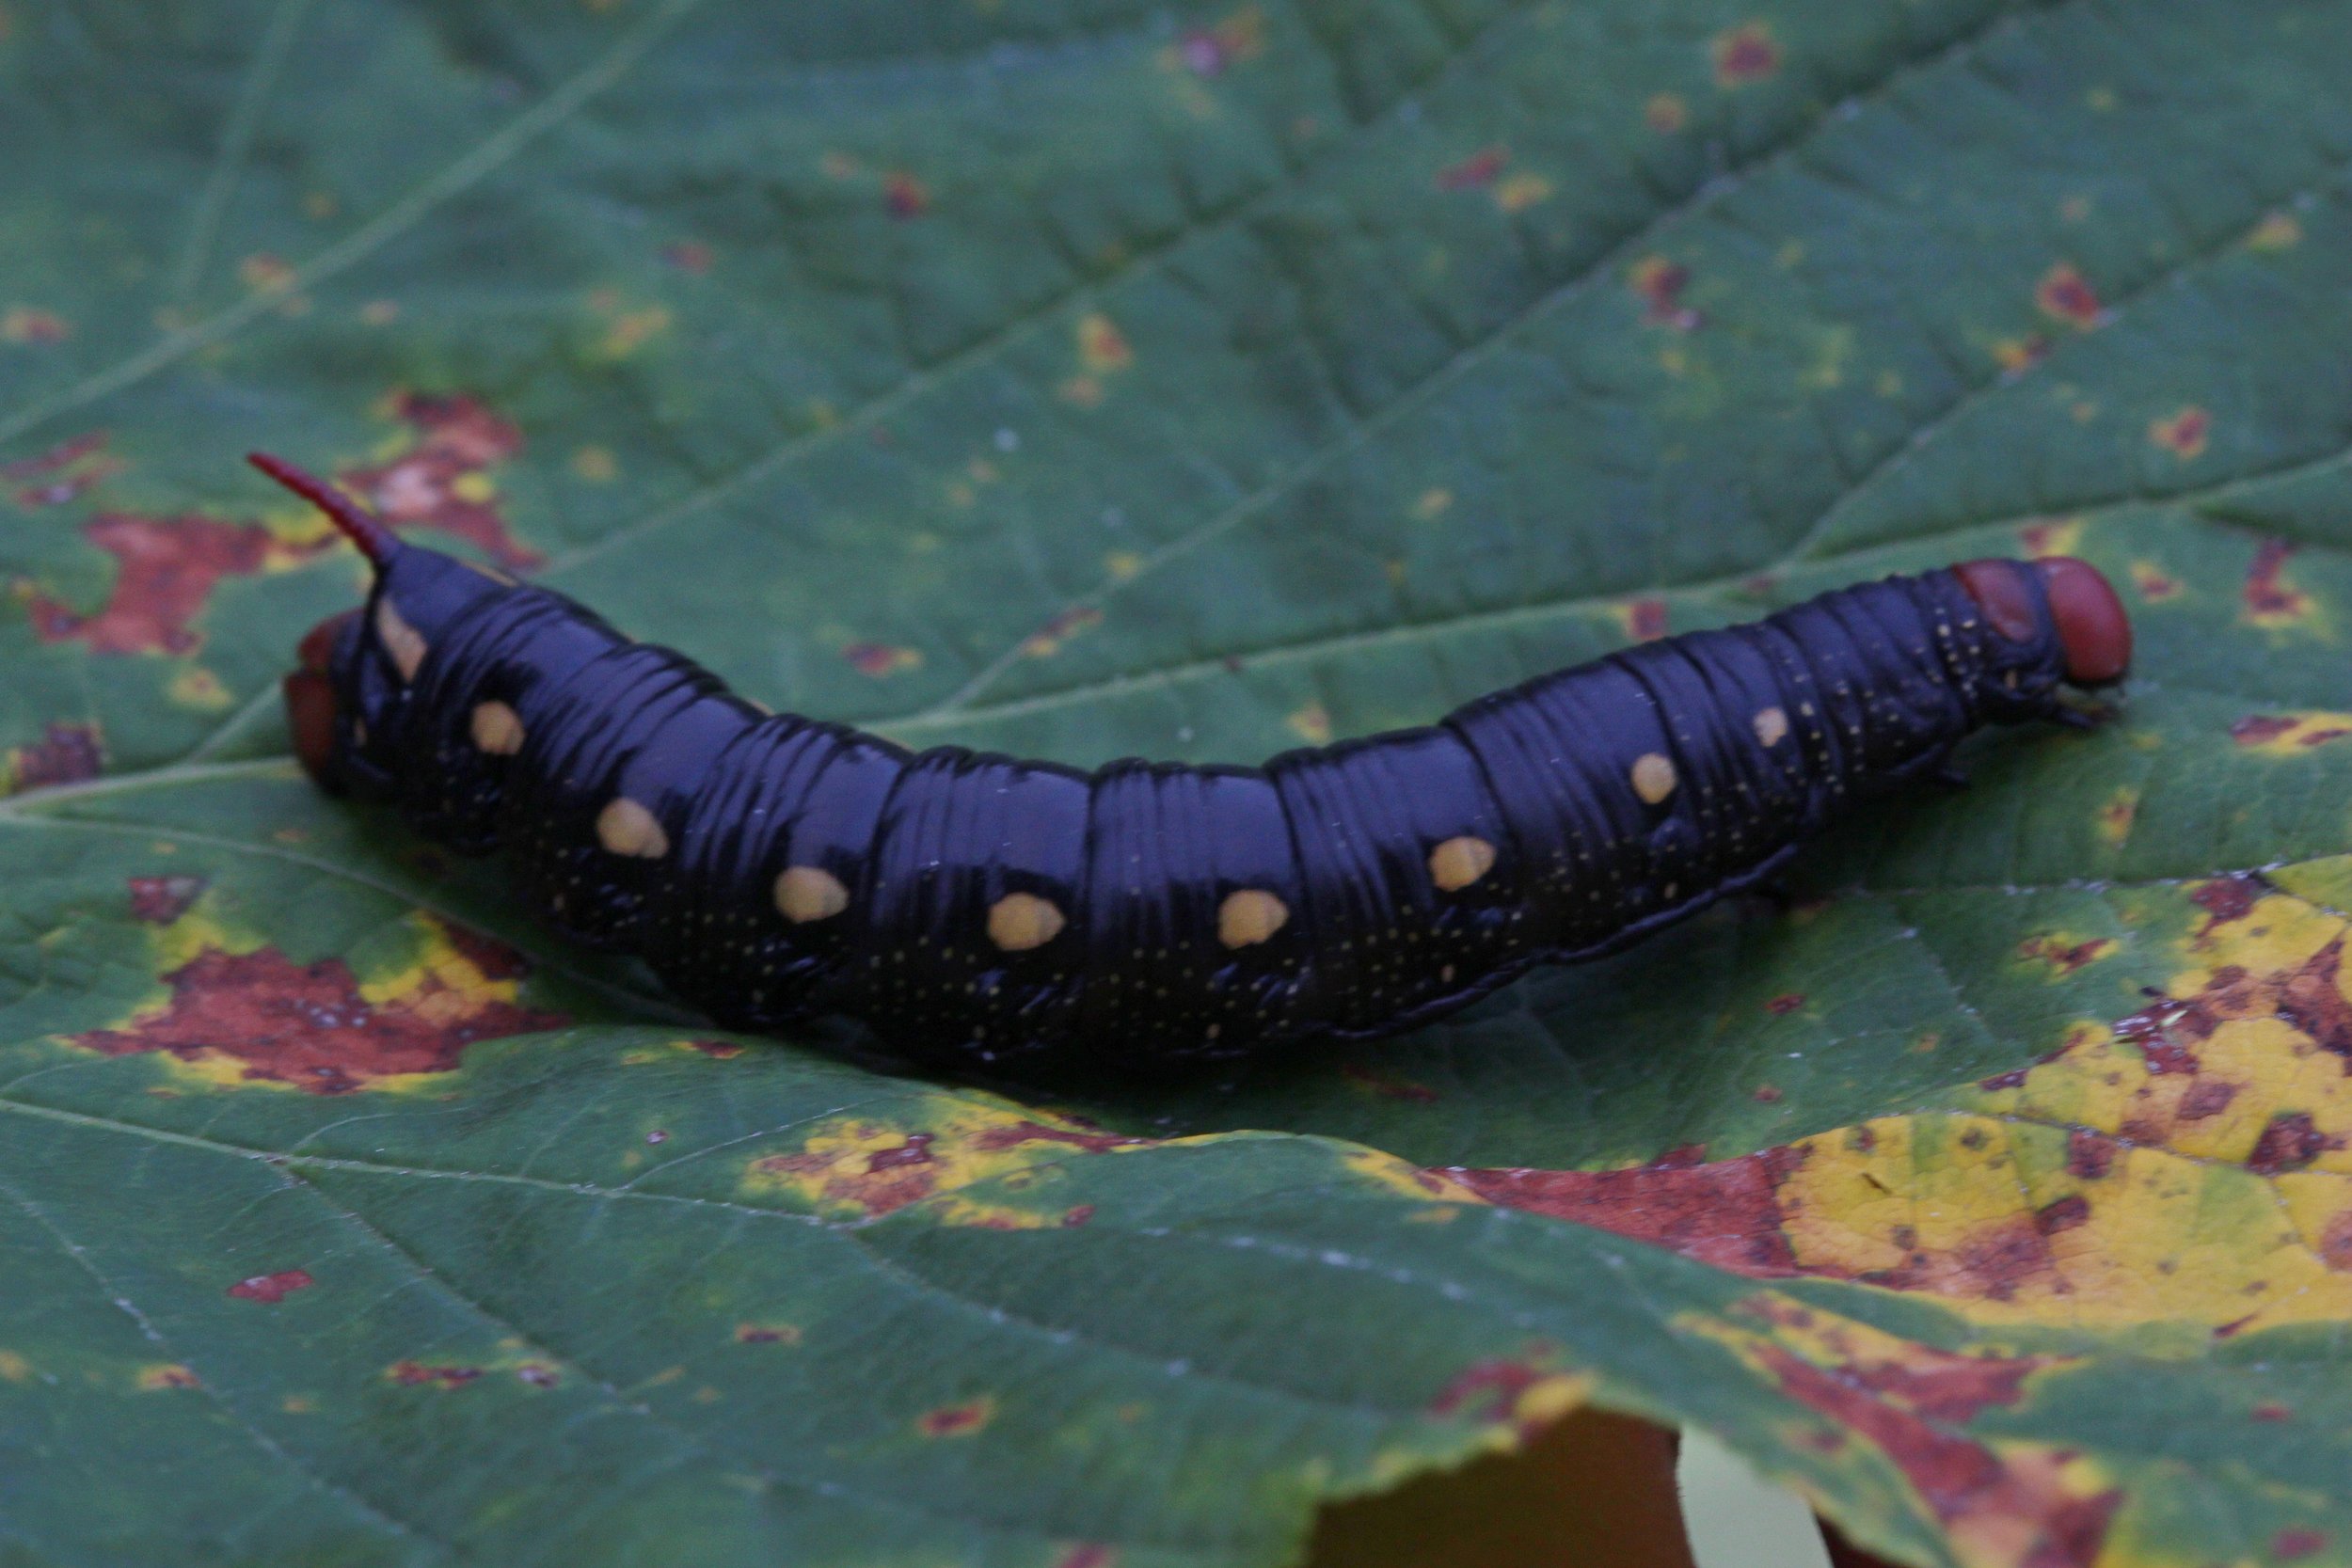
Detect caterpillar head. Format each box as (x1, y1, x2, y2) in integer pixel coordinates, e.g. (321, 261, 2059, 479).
(253, 452, 512, 796)
(1952, 556, 2132, 687)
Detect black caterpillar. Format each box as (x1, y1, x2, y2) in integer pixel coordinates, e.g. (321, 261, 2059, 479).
(256, 452, 2132, 1070)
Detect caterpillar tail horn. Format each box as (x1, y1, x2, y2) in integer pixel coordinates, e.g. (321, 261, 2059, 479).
(248, 451, 404, 571)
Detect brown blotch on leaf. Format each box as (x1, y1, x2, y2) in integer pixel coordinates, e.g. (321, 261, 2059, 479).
(2033, 1195, 2090, 1236)
(8, 721, 104, 792)
(1747, 1319, 2116, 1563)
(23, 515, 273, 655)
(2064, 1131, 2116, 1180)
(2248, 1112, 2337, 1177)
(128, 875, 205, 925)
(341, 392, 536, 570)
(1448, 1146, 1807, 1277)
(69, 933, 566, 1093)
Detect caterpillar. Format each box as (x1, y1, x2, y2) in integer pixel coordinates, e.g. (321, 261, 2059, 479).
(254, 452, 2131, 1070)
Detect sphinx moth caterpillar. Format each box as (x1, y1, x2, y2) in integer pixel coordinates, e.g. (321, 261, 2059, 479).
(256, 452, 2130, 1069)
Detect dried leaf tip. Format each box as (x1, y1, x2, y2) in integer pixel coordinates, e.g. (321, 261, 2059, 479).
(247, 451, 402, 569)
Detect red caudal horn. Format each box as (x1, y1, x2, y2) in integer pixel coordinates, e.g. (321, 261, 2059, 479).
(1952, 557, 2132, 685)
(248, 452, 402, 569)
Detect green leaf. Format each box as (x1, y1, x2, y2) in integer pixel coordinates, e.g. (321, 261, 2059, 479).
(8, 1, 2352, 1563)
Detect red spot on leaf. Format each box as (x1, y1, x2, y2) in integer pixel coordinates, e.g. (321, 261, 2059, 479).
(516, 1364, 559, 1387)
(1056, 1548, 1116, 1568)
(70, 932, 566, 1092)
(1764, 993, 1805, 1016)
(1435, 146, 1508, 191)
(688, 1037, 742, 1058)
(917, 1398, 992, 1437)
(1341, 1063, 1440, 1102)
(1061, 1204, 1095, 1227)
(128, 875, 206, 925)
(228, 1269, 313, 1304)
(2274, 1529, 2328, 1561)
(1622, 597, 1668, 641)
(2018, 934, 2114, 974)
(2147, 404, 2210, 460)
(8, 721, 103, 791)
(883, 172, 930, 219)
(662, 241, 713, 274)
(2243, 538, 2311, 625)
(1710, 23, 1780, 86)
(388, 1360, 482, 1389)
(1979, 1067, 2030, 1091)
(1629, 257, 1702, 330)
(2253, 1402, 2292, 1421)
(1448, 1146, 1806, 1276)
(2129, 562, 2180, 602)
(843, 641, 922, 677)
(2035, 262, 2105, 328)
(342, 393, 535, 570)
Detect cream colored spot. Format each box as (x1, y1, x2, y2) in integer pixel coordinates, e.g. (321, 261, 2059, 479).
(1753, 706, 1789, 748)
(1427, 835, 1497, 892)
(374, 597, 427, 681)
(1218, 889, 1290, 949)
(774, 866, 850, 924)
(987, 892, 1067, 952)
(596, 798, 669, 859)
(1630, 752, 1677, 804)
(469, 701, 525, 755)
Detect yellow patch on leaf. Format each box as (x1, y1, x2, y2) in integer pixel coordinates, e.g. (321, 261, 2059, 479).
(1458, 878, 2352, 1338)
(2015, 516, 2083, 559)
(1288, 702, 1334, 745)
(2227, 710, 2352, 755)
(739, 1097, 1145, 1221)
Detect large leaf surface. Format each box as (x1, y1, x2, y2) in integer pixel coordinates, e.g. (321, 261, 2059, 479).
(7, 1, 2352, 1562)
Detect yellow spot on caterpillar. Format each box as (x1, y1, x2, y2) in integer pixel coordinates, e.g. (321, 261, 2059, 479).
(596, 798, 669, 859)
(1218, 889, 1289, 949)
(374, 597, 427, 681)
(1427, 835, 1497, 892)
(470, 702, 525, 755)
(1631, 752, 1677, 803)
(775, 866, 850, 923)
(1753, 706, 1788, 747)
(987, 893, 1067, 952)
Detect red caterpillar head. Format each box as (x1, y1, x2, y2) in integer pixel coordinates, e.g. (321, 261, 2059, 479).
(1953, 556, 2132, 686)
(253, 452, 513, 794)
